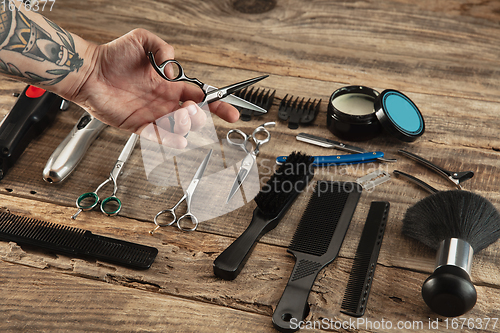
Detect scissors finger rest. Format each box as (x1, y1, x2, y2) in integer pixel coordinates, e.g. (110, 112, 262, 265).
(74, 192, 122, 218)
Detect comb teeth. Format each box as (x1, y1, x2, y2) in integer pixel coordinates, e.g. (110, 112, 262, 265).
(233, 87, 275, 121)
(341, 201, 390, 317)
(278, 94, 321, 129)
(289, 181, 353, 256)
(0, 212, 157, 269)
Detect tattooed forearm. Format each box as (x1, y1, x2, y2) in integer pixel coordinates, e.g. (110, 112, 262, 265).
(0, 4, 82, 85)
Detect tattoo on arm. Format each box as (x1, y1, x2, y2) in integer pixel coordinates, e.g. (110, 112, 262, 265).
(0, 5, 83, 85)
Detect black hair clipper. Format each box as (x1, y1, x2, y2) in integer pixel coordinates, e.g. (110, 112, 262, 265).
(0, 85, 67, 180)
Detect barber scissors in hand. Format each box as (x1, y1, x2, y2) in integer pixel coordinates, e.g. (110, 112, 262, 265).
(71, 133, 138, 219)
(148, 52, 269, 112)
(151, 149, 213, 233)
(226, 122, 275, 203)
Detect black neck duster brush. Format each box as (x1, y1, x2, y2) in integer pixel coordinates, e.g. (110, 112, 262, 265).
(395, 170, 500, 317)
(213, 151, 314, 280)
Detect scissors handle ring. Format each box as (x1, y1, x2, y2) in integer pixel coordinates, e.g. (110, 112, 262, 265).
(154, 209, 178, 228)
(176, 213, 199, 232)
(153, 56, 204, 90)
(226, 129, 250, 152)
(76, 192, 99, 211)
(100, 196, 122, 216)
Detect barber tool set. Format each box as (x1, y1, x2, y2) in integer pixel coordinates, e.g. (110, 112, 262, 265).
(0, 54, 499, 332)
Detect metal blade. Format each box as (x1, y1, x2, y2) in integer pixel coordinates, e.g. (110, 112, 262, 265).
(204, 75, 269, 105)
(192, 149, 213, 181)
(296, 133, 397, 163)
(226, 153, 255, 203)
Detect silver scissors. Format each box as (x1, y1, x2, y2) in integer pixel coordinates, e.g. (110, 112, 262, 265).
(148, 52, 268, 113)
(226, 122, 275, 203)
(72, 133, 139, 219)
(151, 149, 213, 233)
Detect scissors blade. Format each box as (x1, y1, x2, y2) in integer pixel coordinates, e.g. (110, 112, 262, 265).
(186, 149, 213, 195)
(203, 75, 269, 106)
(111, 133, 139, 180)
(226, 153, 255, 203)
(208, 86, 268, 113)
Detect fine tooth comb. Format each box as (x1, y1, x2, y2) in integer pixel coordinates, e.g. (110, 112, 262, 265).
(341, 201, 390, 317)
(213, 151, 315, 280)
(234, 87, 275, 121)
(272, 181, 362, 332)
(278, 94, 321, 129)
(0, 212, 158, 269)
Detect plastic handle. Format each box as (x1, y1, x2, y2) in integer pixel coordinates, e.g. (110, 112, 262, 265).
(276, 152, 384, 166)
(213, 210, 274, 280)
(272, 260, 319, 332)
(0, 85, 62, 180)
(422, 265, 477, 317)
(43, 114, 107, 183)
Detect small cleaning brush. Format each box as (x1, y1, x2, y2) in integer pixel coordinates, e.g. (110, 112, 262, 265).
(213, 151, 314, 280)
(396, 170, 500, 317)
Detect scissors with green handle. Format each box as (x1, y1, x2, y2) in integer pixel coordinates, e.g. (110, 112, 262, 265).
(148, 52, 269, 112)
(151, 149, 213, 233)
(71, 133, 138, 219)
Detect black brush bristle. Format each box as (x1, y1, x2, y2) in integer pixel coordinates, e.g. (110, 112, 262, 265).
(289, 181, 357, 256)
(402, 190, 500, 252)
(254, 151, 314, 217)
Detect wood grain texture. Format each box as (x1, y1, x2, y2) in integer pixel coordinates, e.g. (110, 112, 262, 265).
(0, 0, 499, 332)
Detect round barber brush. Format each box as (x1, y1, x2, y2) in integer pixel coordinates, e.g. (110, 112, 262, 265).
(402, 188, 500, 317)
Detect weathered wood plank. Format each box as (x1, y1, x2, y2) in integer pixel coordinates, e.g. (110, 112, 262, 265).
(0, 261, 274, 333)
(0, 195, 499, 332)
(43, 0, 500, 102)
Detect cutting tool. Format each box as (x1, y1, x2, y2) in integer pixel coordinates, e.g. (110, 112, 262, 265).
(226, 122, 275, 203)
(151, 149, 213, 233)
(296, 132, 396, 163)
(148, 52, 268, 113)
(71, 133, 138, 219)
(44, 113, 107, 183)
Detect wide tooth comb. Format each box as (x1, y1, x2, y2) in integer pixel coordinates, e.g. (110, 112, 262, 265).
(272, 181, 362, 332)
(341, 201, 390, 317)
(0, 212, 157, 269)
(278, 95, 321, 129)
(234, 87, 275, 121)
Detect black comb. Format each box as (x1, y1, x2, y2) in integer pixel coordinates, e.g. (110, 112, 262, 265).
(0, 212, 158, 269)
(272, 181, 362, 332)
(341, 201, 390, 317)
(213, 152, 314, 280)
(278, 95, 321, 129)
(234, 87, 275, 121)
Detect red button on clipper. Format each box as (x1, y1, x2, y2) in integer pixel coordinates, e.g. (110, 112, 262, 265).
(25, 86, 46, 98)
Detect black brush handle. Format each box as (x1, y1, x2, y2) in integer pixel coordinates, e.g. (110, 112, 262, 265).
(272, 254, 322, 332)
(422, 265, 477, 317)
(214, 209, 279, 280)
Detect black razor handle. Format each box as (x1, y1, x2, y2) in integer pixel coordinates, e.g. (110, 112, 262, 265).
(0, 85, 64, 180)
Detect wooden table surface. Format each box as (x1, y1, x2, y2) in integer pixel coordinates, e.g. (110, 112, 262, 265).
(1, 0, 500, 332)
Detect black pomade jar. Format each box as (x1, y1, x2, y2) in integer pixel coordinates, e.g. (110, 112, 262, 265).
(327, 86, 382, 141)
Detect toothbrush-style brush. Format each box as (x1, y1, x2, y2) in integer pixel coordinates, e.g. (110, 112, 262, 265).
(213, 151, 314, 280)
